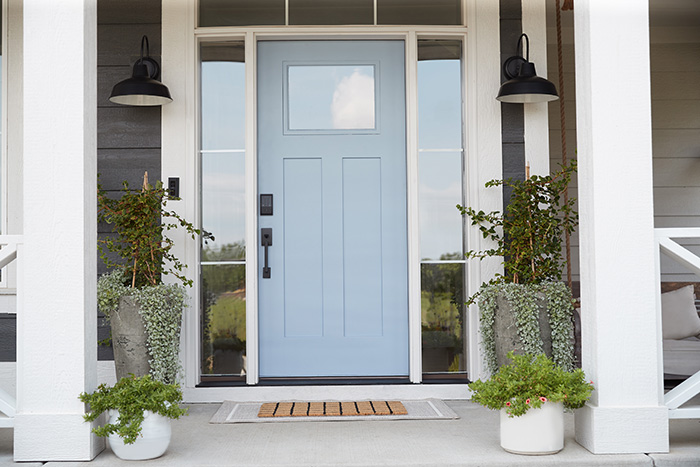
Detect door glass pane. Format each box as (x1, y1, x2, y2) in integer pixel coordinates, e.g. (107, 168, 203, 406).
(287, 65, 376, 130)
(421, 263, 465, 373)
(199, 0, 285, 27)
(289, 0, 373, 25)
(419, 151, 463, 260)
(202, 264, 247, 376)
(378, 0, 462, 25)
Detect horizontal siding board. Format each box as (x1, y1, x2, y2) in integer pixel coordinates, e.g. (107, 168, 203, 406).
(98, 23, 161, 67)
(655, 216, 700, 228)
(651, 72, 700, 100)
(652, 100, 700, 129)
(98, 0, 161, 25)
(98, 107, 161, 149)
(98, 66, 133, 108)
(655, 187, 700, 216)
(98, 149, 161, 190)
(0, 314, 16, 362)
(650, 43, 700, 72)
(653, 129, 700, 158)
(653, 158, 700, 187)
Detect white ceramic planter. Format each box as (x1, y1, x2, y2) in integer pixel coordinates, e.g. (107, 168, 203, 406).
(108, 410, 172, 460)
(500, 401, 564, 455)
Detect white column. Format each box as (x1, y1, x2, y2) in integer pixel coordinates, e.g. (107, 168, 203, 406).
(465, 0, 503, 379)
(521, 0, 550, 176)
(573, 0, 668, 454)
(14, 0, 102, 461)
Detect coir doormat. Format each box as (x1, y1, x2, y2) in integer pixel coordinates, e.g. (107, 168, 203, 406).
(210, 399, 459, 423)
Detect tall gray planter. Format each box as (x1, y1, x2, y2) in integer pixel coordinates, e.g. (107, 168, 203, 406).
(110, 296, 150, 380)
(479, 282, 575, 374)
(493, 291, 552, 368)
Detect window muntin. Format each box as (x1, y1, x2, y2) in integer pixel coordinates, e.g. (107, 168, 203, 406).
(417, 39, 466, 376)
(200, 41, 247, 380)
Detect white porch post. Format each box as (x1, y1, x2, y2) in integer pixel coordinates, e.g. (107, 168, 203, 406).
(13, 0, 102, 461)
(573, 0, 668, 454)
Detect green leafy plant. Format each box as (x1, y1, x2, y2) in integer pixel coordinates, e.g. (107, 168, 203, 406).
(478, 282, 575, 374)
(457, 161, 578, 305)
(98, 172, 199, 289)
(79, 374, 187, 444)
(468, 352, 593, 418)
(97, 172, 199, 384)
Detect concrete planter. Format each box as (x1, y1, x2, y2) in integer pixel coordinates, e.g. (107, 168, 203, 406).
(110, 296, 150, 380)
(493, 288, 552, 367)
(500, 401, 564, 455)
(108, 410, 172, 460)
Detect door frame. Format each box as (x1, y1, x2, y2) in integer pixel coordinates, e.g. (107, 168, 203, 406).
(162, 0, 511, 401)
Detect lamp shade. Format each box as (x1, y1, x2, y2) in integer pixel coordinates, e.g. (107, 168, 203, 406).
(496, 62, 559, 103)
(109, 36, 173, 106)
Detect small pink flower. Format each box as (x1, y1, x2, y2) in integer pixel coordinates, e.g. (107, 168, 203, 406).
(540, 397, 547, 402)
(525, 399, 530, 404)
(590, 381, 594, 385)
(505, 402, 511, 407)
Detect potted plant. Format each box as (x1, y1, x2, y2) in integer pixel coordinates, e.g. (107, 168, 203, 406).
(97, 172, 199, 384)
(457, 161, 578, 373)
(468, 351, 594, 455)
(79, 374, 188, 460)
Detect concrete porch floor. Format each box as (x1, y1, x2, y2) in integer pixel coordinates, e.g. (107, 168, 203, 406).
(2, 400, 700, 466)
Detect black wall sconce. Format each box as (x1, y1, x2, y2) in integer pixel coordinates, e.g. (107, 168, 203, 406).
(496, 33, 559, 103)
(109, 35, 173, 106)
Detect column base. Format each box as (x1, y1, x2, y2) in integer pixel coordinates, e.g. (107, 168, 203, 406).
(14, 413, 104, 461)
(575, 403, 669, 454)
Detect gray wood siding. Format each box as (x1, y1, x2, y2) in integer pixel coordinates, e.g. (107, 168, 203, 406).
(95, 0, 163, 361)
(548, 27, 700, 284)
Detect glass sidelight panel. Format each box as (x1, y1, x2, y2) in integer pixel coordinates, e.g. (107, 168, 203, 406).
(421, 263, 465, 373)
(417, 39, 466, 376)
(200, 41, 246, 381)
(201, 264, 247, 376)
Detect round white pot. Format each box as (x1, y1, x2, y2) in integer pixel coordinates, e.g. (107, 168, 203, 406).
(108, 410, 172, 461)
(500, 401, 564, 455)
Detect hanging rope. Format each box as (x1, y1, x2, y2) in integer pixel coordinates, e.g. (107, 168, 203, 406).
(555, 0, 573, 291)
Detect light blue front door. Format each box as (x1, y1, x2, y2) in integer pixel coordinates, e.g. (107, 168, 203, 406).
(258, 41, 408, 377)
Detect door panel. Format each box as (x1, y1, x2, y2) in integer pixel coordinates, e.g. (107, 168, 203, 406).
(258, 40, 408, 377)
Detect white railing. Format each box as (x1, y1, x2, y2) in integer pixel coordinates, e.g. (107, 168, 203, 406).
(656, 228, 700, 419)
(0, 235, 21, 428)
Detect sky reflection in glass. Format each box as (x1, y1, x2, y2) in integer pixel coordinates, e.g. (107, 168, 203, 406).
(288, 65, 375, 130)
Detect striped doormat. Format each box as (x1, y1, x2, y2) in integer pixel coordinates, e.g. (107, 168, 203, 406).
(210, 399, 459, 423)
(259, 400, 407, 418)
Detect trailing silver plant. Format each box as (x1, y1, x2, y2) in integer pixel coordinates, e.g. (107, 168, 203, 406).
(98, 270, 186, 384)
(479, 281, 574, 374)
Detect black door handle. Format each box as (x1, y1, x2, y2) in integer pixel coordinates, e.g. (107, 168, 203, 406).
(261, 228, 272, 278)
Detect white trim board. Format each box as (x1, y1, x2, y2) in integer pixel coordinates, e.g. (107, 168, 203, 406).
(184, 384, 470, 403)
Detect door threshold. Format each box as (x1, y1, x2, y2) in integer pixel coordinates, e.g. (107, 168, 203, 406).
(258, 376, 411, 386)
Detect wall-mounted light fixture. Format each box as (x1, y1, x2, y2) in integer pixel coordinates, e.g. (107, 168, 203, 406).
(109, 35, 173, 106)
(496, 33, 558, 103)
